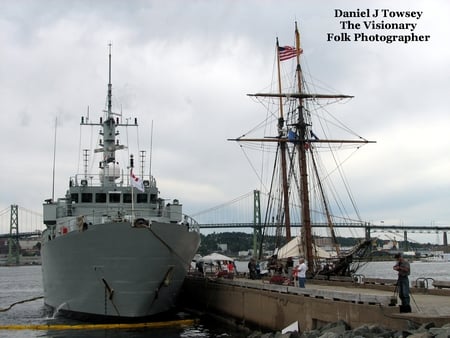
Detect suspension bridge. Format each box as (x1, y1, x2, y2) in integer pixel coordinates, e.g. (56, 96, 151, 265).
(0, 205, 42, 265)
(1, 191, 449, 264)
(190, 191, 450, 245)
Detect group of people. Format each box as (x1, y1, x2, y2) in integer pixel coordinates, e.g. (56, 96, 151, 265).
(261, 256, 308, 288)
(197, 252, 412, 313)
(195, 260, 235, 276)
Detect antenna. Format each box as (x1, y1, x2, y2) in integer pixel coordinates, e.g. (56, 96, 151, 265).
(140, 150, 146, 178)
(149, 120, 153, 178)
(51, 117, 57, 201)
(83, 149, 89, 179)
(107, 42, 112, 117)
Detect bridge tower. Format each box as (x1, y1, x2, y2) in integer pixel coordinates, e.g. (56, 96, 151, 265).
(252, 190, 262, 259)
(7, 204, 20, 265)
(364, 222, 371, 241)
(403, 230, 409, 251)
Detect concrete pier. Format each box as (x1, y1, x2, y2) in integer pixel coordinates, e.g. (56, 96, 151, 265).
(181, 276, 450, 332)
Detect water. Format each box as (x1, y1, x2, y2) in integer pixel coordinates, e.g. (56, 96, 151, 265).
(235, 260, 450, 283)
(0, 265, 246, 338)
(357, 260, 450, 282)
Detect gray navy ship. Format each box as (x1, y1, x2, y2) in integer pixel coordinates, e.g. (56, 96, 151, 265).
(41, 46, 201, 319)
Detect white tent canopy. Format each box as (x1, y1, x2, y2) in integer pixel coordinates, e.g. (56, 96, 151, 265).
(198, 252, 234, 263)
(277, 236, 333, 259)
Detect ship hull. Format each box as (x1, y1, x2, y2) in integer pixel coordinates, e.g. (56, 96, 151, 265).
(41, 221, 200, 318)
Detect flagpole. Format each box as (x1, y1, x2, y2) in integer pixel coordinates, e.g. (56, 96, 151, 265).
(149, 120, 153, 178)
(51, 117, 57, 202)
(276, 37, 292, 241)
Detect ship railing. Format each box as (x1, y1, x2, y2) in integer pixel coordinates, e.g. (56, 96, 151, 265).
(55, 208, 198, 234)
(182, 214, 200, 232)
(82, 208, 166, 224)
(70, 173, 157, 188)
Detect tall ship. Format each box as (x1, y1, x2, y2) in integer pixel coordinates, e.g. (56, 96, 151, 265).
(230, 23, 375, 277)
(41, 46, 201, 319)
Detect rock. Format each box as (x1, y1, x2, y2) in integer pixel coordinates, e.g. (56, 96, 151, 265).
(429, 327, 450, 338)
(274, 332, 294, 338)
(407, 321, 421, 331)
(366, 324, 394, 337)
(318, 319, 349, 335)
(392, 331, 407, 338)
(351, 325, 371, 337)
(407, 333, 432, 338)
(327, 323, 395, 338)
(300, 329, 320, 338)
(277, 320, 450, 338)
(418, 322, 435, 331)
(260, 333, 275, 338)
(435, 331, 450, 338)
(317, 332, 341, 338)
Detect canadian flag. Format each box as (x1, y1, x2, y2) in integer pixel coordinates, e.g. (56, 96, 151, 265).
(130, 169, 145, 192)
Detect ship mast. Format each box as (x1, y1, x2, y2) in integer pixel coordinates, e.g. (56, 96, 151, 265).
(100, 43, 118, 186)
(276, 38, 292, 242)
(228, 24, 375, 270)
(82, 43, 128, 187)
(293, 22, 314, 271)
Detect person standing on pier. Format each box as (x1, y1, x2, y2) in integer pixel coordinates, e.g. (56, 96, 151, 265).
(393, 253, 411, 313)
(298, 258, 308, 288)
(248, 258, 257, 279)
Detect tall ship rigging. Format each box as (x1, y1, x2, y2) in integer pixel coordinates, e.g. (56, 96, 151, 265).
(41, 46, 201, 319)
(230, 23, 375, 276)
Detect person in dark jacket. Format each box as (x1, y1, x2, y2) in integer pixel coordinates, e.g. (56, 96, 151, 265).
(393, 253, 411, 313)
(248, 258, 257, 279)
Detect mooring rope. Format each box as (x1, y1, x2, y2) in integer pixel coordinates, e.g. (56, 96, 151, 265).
(0, 296, 43, 312)
(147, 226, 191, 267)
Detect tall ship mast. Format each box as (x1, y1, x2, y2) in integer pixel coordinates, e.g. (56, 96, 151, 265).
(230, 23, 375, 275)
(41, 45, 200, 319)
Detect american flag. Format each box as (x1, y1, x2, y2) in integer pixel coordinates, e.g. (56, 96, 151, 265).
(278, 46, 303, 61)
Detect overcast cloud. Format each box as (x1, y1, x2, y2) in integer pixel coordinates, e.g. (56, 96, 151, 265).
(0, 0, 449, 243)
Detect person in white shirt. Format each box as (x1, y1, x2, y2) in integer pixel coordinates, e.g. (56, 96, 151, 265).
(298, 258, 308, 288)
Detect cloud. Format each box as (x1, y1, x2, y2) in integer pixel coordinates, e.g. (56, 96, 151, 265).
(0, 0, 449, 244)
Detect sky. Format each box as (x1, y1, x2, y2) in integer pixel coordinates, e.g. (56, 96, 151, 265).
(0, 0, 449, 243)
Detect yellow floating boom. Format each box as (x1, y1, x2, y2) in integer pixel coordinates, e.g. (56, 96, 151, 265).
(0, 319, 196, 331)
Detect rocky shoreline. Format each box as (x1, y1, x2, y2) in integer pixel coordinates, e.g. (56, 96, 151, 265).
(248, 320, 450, 338)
